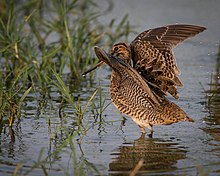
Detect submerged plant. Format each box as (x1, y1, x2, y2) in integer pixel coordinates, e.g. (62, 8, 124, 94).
(0, 0, 132, 127)
(0, 0, 133, 175)
(205, 46, 220, 120)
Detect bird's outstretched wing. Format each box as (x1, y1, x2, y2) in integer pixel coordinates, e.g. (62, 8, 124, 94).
(130, 24, 206, 98)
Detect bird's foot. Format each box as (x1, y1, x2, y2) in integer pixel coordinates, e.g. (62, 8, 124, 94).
(148, 132, 153, 138)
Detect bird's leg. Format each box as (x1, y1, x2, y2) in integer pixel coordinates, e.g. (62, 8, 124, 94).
(147, 124, 153, 138)
(139, 125, 146, 134)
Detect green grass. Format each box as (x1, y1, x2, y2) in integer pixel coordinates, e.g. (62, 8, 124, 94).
(0, 0, 132, 127)
(0, 0, 133, 175)
(205, 46, 220, 109)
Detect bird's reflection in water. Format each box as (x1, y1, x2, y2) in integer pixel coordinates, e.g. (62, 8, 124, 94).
(109, 134, 186, 175)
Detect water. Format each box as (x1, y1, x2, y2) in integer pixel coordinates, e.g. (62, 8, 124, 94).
(1, 0, 220, 175)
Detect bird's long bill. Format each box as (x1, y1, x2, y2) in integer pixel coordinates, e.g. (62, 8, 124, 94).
(82, 46, 112, 76)
(82, 60, 104, 76)
(94, 46, 110, 63)
(82, 46, 128, 76)
(94, 46, 128, 69)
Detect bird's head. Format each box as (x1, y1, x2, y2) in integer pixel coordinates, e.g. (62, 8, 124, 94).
(82, 43, 131, 76)
(94, 46, 128, 71)
(110, 42, 131, 65)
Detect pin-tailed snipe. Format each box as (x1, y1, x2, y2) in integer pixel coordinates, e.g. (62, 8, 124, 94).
(83, 24, 206, 136)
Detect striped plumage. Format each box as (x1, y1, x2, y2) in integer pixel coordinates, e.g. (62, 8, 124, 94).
(94, 46, 194, 135)
(85, 24, 206, 135)
(111, 25, 206, 99)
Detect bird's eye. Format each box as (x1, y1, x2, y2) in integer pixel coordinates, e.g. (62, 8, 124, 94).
(114, 47, 119, 51)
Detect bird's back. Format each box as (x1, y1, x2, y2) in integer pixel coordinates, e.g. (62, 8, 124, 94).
(109, 62, 193, 127)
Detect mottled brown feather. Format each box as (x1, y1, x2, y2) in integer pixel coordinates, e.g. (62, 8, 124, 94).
(129, 24, 206, 98)
(89, 24, 206, 135)
(94, 46, 194, 134)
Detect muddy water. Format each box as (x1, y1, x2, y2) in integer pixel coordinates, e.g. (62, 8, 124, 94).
(1, 0, 220, 175)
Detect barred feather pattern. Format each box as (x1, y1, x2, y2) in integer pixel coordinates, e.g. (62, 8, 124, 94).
(129, 24, 206, 99)
(93, 24, 206, 133)
(109, 65, 193, 129)
(131, 40, 182, 98)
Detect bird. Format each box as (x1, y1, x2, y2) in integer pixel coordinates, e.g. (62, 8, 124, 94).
(83, 24, 206, 136)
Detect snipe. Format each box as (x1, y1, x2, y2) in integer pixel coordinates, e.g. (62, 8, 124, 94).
(83, 24, 206, 136)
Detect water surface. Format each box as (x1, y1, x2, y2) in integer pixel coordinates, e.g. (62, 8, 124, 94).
(1, 0, 220, 175)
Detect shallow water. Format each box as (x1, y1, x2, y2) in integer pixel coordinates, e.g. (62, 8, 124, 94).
(1, 0, 220, 175)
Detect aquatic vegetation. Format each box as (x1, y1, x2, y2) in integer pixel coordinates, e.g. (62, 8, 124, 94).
(0, 0, 132, 175)
(0, 0, 132, 127)
(0, 0, 219, 175)
(205, 46, 220, 122)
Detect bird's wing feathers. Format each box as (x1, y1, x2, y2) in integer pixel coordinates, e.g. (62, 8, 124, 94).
(130, 24, 206, 98)
(117, 62, 161, 108)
